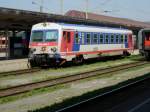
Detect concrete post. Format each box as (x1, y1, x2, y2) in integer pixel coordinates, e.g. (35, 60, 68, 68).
(5, 30, 10, 59)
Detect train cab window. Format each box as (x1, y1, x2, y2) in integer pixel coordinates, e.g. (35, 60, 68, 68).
(75, 32, 80, 44)
(81, 32, 85, 44)
(45, 30, 58, 42)
(116, 35, 119, 44)
(86, 33, 91, 44)
(111, 34, 114, 44)
(93, 33, 98, 44)
(125, 35, 128, 43)
(99, 34, 103, 44)
(105, 34, 109, 44)
(120, 35, 124, 43)
(31, 31, 43, 42)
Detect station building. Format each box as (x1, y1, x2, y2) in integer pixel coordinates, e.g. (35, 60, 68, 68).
(0, 7, 150, 59)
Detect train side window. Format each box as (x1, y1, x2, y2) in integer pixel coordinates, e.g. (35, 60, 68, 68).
(75, 32, 80, 44)
(146, 36, 149, 41)
(93, 33, 98, 44)
(145, 33, 150, 41)
(111, 34, 114, 44)
(120, 35, 124, 43)
(99, 34, 103, 44)
(2, 40, 5, 44)
(125, 35, 128, 43)
(67, 32, 71, 43)
(86, 33, 91, 44)
(63, 31, 67, 40)
(146, 36, 150, 41)
(105, 34, 109, 44)
(81, 32, 84, 44)
(116, 35, 119, 44)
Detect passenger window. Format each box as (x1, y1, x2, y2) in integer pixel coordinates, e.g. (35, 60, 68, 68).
(81, 32, 84, 44)
(145, 33, 150, 41)
(67, 32, 71, 43)
(105, 34, 109, 44)
(63, 31, 67, 40)
(93, 33, 98, 44)
(100, 34, 103, 44)
(116, 35, 119, 44)
(75, 32, 80, 44)
(86, 33, 91, 44)
(2, 40, 5, 44)
(125, 35, 128, 43)
(111, 35, 114, 43)
(121, 35, 124, 43)
(146, 36, 150, 41)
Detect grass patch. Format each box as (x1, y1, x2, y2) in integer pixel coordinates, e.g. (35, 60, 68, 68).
(0, 57, 148, 104)
(0, 55, 141, 90)
(0, 84, 69, 104)
(29, 73, 150, 112)
(68, 63, 150, 85)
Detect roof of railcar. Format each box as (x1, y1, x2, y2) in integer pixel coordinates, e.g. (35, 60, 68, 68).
(32, 22, 132, 34)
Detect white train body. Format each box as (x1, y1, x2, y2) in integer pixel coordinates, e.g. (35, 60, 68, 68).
(29, 22, 133, 66)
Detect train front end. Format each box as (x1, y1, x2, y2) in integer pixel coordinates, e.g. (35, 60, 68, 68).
(28, 22, 61, 67)
(138, 29, 150, 60)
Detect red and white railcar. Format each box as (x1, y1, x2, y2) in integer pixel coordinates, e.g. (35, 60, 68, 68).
(29, 22, 133, 67)
(138, 28, 150, 60)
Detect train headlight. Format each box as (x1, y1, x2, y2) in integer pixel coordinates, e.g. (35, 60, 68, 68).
(30, 48, 36, 53)
(51, 47, 57, 53)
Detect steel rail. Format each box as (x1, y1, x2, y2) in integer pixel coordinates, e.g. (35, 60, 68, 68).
(0, 61, 148, 98)
(0, 68, 41, 78)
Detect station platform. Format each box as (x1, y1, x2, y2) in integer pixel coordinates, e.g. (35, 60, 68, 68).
(0, 58, 28, 72)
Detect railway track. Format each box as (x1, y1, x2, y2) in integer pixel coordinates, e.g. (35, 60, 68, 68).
(0, 61, 149, 98)
(0, 68, 41, 78)
(55, 71, 150, 112)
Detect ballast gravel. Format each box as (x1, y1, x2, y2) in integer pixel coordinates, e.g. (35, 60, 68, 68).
(0, 64, 150, 112)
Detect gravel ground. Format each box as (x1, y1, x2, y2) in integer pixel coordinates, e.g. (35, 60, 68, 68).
(0, 59, 28, 72)
(0, 59, 137, 89)
(0, 63, 149, 112)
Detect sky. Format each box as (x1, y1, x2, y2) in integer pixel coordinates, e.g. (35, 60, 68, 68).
(0, 0, 150, 22)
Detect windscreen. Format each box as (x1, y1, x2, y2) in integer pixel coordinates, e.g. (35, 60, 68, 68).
(31, 31, 43, 42)
(45, 30, 58, 42)
(31, 30, 58, 42)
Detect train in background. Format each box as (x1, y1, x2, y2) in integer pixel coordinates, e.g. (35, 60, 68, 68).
(138, 28, 150, 60)
(0, 37, 7, 52)
(28, 22, 134, 67)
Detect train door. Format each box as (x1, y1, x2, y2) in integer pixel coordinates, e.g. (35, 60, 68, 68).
(61, 31, 74, 52)
(128, 34, 133, 49)
(72, 32, 81, 51)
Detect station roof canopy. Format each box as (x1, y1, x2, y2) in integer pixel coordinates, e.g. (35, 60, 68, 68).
(0, 7, 150, 30)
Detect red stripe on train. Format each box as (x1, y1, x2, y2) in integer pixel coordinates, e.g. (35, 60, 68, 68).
(30, 42, 57, 46)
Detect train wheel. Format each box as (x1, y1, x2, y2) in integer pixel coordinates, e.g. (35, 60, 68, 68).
(29, 60, 37, 68)
(72, 55, 84, 65)
(123, 51, 130, 56)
